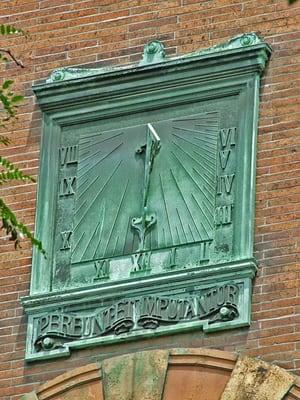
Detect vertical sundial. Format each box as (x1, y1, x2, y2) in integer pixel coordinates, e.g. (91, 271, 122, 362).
(23, 34, 271, 360)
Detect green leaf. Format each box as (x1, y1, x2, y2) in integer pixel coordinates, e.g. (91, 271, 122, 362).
(11, 95, 23, 103)
(0, 135, 10, 145)
(2, 80, 14, 89)
(0, 54, 8, 62)
(0, 199, 46, 257)
(0, 156, 36, 183)
(0, 24, 23, 35)
(0, 24, 43, 256)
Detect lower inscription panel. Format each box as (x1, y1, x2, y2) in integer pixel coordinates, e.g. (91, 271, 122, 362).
(24, 270, 254, 361)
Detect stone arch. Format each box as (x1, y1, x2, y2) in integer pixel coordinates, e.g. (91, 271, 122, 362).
(22, 348, 300, 400)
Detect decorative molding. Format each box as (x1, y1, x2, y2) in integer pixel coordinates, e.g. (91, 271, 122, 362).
(186, 33, 264, 58)
(46, 33, 267, 83)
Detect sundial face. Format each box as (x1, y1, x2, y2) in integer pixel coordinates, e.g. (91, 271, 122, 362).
(73, 113, 217, 260)
(52, 108, 237, 289)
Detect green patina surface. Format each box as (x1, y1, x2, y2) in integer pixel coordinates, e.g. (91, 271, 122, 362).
(22, 33, 271, 361)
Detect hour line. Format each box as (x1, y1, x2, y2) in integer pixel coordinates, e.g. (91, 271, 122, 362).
(90, 203, 106, 260)
(175, 226, 181, 243)
(195, 123, 219, 128)
(74, 199, 87, 219)
(79, 142, 123, 180)
(176, 207, 188, 243)
(191, 193, 213, 233)
(74, 160, 122, 231)
(170, 150, 214, 208)
(193, 139, 217, 152)
(102, 179, 130, 256)
(192, 165, 214, 192)
(172, 141, 215, 181)
(198, 193, 215, 226)
(72, 231, 85, 255)
(192, 168, 215, 206)
(171, 150, 206, 191)
(81, 220, 103, 261)
(159, 173, 174, 245)
(112, 234, 120, 256)
(172, 131, 216, 155)
(80, 132, 124, 164)
(172, 134, 215, 169)
(188, 224, 195, 241)
(173, 126, 217, 143)
(77, 175, 101, 202)
(170, 169, 202, 240)
(123, 216, 133, 255)
(80, 131, 124, 152)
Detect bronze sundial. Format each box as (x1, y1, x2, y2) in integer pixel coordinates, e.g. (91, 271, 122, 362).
(22, 35, 271, 361)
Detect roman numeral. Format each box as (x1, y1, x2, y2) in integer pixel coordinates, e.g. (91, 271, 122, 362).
(220, 127, 236, 148)
(217, 174, 235, 195)
(94, 259, 110, 281)
(215, 205, 233, 226)
(59, 145, 78, 166)
(59, 176, 76, 196)
(166, 247, 177, 270)
(131, 252, 151, 274)
(60, 231, 72, 250)
(198, 240, 211, 262)
(219, 150, 231, 169)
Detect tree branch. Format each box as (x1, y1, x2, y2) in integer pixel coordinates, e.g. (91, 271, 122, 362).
(0, 48, 24, 68)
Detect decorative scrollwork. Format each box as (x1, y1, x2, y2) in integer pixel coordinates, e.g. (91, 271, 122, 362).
(139, 40, 166, 66)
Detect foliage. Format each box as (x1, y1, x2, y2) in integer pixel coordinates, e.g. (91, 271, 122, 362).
(0, 24, 45, 255)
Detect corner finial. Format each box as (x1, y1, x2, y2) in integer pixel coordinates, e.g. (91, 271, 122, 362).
(139, 40, 166, 66)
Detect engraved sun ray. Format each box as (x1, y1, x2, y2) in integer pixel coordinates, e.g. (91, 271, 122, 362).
(78, 142, 123, 181)
(73, 160, 122, 232)
(92, 203, 107, 259)
(176, 207, 188, 242)
(102, 179, 130, 257)
(172, 126, 216, 144)
(159, 173, 174, 245)
(123, 216, 133, 255)
(72, 126, 143, 263)
(192, 140, 216, 153)
(172, 133, 216, 168)
(72, 231, 85, 254)
(171, 141, 215, 183)
(170, 168, 202, 241)
(171, 138, 215, 180)
(173, 111, 218, 122)
(79, 131, 124, 154)
(81, 220, 103, 260)
(191, 193, 213, 232)
(163, 112, 219, 243)
(77, 175, 101, 201)
(170, 151, 214, 207)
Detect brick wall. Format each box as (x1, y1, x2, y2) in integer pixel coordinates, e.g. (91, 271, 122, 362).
(0, 0, 299, 398)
